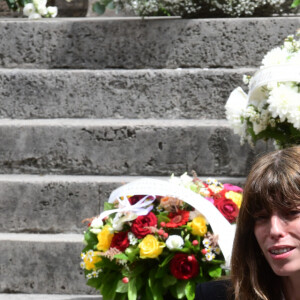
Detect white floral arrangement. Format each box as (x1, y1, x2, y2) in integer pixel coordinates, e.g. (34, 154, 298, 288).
(23, 0, 57, 19)
(226, 32, 300, 149)
(93, 0, 298, 17)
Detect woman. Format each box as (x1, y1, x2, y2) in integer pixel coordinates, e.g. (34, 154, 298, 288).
(196, 146, 300, 300)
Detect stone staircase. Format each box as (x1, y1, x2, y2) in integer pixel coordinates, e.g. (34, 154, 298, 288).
(0, 16, 300, 299)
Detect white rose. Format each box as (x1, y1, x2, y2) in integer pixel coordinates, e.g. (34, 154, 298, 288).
(90, 216, 103, 229)
(90, 228, 102, 234)
(37, 4, 48, 16)
(33, 0, 47, 7)
(28, 12, 42, 19)
(166, 235, 184, 250)
(47, 6, 58, 17)
(23, 3, 35, 16)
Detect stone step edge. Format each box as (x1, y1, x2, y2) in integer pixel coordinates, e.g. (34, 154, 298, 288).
(0, 232, 83, 242)
(0, 118, 228, 127)
(0, 15, 298, 23)
(0, 294, 101, 299)
(0, 67, 257, 73)
(0, 174, 246, 184)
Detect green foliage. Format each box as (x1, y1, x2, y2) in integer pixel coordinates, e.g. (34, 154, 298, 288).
(92, 0, 114, 15)
(208, 265, 223, 278)
(292, 0, 300, 7)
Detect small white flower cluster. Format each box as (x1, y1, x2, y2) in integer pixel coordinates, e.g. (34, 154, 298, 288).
(213, 0, 286, 16)
(202, 238, 221, 261)
(86, 270, 101, 279)
(23, 0, 57, 19)
(226, 33, 300, 148)
(80, 251, 102, 278)
(111, 0, 291, 17)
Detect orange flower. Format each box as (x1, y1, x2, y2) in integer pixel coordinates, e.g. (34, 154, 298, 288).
(165, 210, 190, 228)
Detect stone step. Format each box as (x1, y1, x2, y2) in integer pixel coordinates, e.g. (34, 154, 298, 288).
(0, 174, 246, 234)
(0, 118, 268, 176)
(0, 17, 299, 69)
(0, 233, 94, 294)
(0, 68, 252, 120)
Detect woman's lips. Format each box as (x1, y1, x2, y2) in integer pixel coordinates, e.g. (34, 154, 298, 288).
(268, 246, 295, 260)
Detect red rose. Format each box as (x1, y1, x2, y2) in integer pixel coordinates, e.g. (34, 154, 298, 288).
(128, 195, 145, 205)
(165, 210, 190, 228)
(214, 198, 239, 223)
(110, 231, 130, 252)
(131, 212, 157, 238)
(170, 253, 199, 280)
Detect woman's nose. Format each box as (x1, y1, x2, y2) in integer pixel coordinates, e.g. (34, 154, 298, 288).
(269, 215, 286, 239)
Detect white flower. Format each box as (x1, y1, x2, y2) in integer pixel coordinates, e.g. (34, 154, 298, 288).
(92, 270, 98, 278)
(37, 4, 48, 16)
(202, 238, 210, 247)
(90, 216, 103, 229)
(23, 3, 35, 16)
(165, 235, 184, 250)
(47, 6, 58, 17)
(267, 84, 299, 121)
(261, 47, 289, 67)
(90, 228, 102, 234)
(205, 252, 216, 261)
(214, 247, 221, 255)
(28, 12, 42, 19)
(33, 0, 47, 7)
(128, 232, 138, 245)
(225, 87, 248, 136)
(112, 211, 137, 231)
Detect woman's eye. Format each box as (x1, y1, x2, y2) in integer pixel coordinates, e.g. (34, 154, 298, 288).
(288, 210, 300, 217)
(254, 214, 269, 222)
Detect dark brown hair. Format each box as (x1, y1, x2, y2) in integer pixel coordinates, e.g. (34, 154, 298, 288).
(231, 146, 300, 300)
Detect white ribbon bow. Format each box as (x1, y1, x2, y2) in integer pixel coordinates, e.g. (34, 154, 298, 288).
(98, 194, 156, 221)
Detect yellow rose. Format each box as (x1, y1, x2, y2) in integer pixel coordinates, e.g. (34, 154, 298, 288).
(96, 225, 114, 252)
(225, 191, 242, 208)
(84, 251, 102, 270)
(188, 216, 207, 236)
(139, 235, 165, 259)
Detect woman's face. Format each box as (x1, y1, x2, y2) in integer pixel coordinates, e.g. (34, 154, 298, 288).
(254, 207, 300, 278)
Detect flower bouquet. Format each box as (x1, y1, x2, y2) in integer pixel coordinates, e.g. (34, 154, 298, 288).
(226, 32, 300, 149)
(81, 174, 242, 300)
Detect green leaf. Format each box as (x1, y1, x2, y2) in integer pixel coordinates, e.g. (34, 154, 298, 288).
(208, 265, 222, 278)
(135, 275, 144, 294)
(155, 264, 168, 279)
(175, 280, 188, 299)
(162, 274, 177, 288)
(185, 281, 195, 300)
(157, 214, 170, 225)
(86, 277, 101, 289)
(84, 230, 98, 247)
(125, 246, 140, 263)
(128, 277, 137, 300)
(114, 253, 129, 261)
(152, 283, 164, 300)
(291, 0, 300, 7)
(107, 0, 115, 9)
(104, 202, 115, 211)
(93, 2, 106, 14)
(131, 262, 147, 277)
(100, 272, 119, 300)
(159, 253, 174, 267)
(114, 293, 127, 300)
(116, 279, 128, 293)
